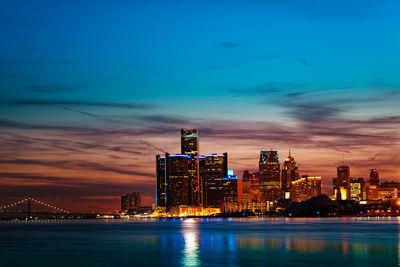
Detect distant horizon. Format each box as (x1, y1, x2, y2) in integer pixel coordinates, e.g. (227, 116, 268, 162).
(1, 0, 400, 212)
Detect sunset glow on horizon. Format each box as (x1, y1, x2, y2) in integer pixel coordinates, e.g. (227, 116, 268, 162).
(1, 0, 400, 212)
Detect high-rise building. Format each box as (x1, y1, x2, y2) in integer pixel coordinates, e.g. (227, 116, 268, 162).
(200, 153, 228, 208)
(181, 129, 201, 206)
(121, 192, 141, 212)
(221, 171, 238, 204)
(370, 169, 379, 186)
(336, 166, 350, 200)
(156, 155, 166, 206)
(281, 150, 300, 198)
(291, 176, 322, 202)
(350, 178, 364, 201)
(165, 153, 190, 209)
(181, 129, 199, 156)
(259, 150, 280, 192)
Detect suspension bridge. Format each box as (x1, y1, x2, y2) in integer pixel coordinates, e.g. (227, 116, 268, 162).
(0, 197, 70, 219)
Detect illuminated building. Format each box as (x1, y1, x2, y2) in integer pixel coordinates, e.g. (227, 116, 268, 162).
(378, 187, 397, 201)
(336, 166, 350, 200)
(366, 185, 379, 200)
(156, 155, 166, 206)
(370, 169, 379, 186)
(259, 150, 280, 193)
(281, 150, 300, 199)
(165, 153, 190, 209)
(242, 171, 250, 202)
(200, 153, 228, 208)
(181, 129, 199, 156)
(221, 170, 238, 204)
(181, 129, 201, 206)
(249, 172, 261, 202)
(121, 192, 141, 212)
(291, 176, 322, 202)
(350, 178, 364, 201)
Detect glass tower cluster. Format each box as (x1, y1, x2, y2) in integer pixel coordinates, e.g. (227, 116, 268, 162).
(156, 129, 230, 211)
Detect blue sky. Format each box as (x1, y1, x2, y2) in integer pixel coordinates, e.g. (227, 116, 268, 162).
(1, 0, 400, 210)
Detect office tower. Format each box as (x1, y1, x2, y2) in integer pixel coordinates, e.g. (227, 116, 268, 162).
(337, 166, 350, 200)
(121, 192, 141, 212)
(370, 169, 379, 186)
(281, 150, 300, 198)
(200, 153, 228, 208)
(259, 150, 281, 192)
(221, 170, 238, 204)
(181, 129, 199, 155)
(181, 129, 201, 206)
(165, 153, 190, 209)
(350, 178, 364, 201)
(249, 172, 261, 202)
(156, 155, 166, 207)
(291, 176, 322, 202)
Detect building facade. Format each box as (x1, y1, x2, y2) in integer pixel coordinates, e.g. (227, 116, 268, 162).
(291, 176, 322, 202)
(281, 150, 300, 198)
(200, 153, 228, 208)
(336, 166, 350, 200)
(259, 150, 280, 193)
(121, 192, 141, 212)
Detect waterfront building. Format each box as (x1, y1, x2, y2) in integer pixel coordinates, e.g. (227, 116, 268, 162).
(370, 169, 379, 186)
(259, 150, 280, 193)
(165, 153, 190, 209)
(350, 178, 365, 201)
(281, 150, 300, 199)
(181, 129, 201, 206)
(200, 153, 228, 208)
(221, 170, 238, 204)
(366, 185, 379, 200)
(291, 176, 322, 202)
(156, 155, 166, 206)
(378, 187, 398, 201)
(336, 166, 350, 200)
(121, 192, 141, 212)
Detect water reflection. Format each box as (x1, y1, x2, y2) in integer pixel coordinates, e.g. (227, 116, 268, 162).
(181, 219, 201, 266)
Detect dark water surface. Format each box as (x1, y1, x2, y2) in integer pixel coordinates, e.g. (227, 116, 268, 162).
(1, 217, 399, 266)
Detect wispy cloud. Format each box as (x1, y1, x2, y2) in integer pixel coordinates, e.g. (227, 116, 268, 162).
(1, 99, 155, 109)
(296, 57, 314, 66)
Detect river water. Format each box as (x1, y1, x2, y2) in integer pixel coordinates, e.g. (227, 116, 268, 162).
(0, 217, 398, 266)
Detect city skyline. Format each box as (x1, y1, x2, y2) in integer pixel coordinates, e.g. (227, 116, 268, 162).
(1, 0, 400, 212)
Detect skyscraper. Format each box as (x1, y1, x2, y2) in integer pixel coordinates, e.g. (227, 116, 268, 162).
(281, 150, 300, 197)
(200, 153, 228, 208)
(165, 153, 190, 209)
(181, 129, 201, 206)
(181, 129, 199, 155)
(337, 165, 350, 200)
(156, 155, 166, 207)
(259, 150, 280, 192)
(370, 169, 379, 186)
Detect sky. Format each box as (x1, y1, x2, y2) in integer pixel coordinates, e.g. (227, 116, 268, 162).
(1, 0, 400, 212)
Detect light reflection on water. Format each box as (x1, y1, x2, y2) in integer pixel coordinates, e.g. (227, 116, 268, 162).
(0, 217, 399, 266)
(182, 219, 201, 266)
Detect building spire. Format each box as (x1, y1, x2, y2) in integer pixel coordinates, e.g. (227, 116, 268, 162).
(289, 149, 291, 157)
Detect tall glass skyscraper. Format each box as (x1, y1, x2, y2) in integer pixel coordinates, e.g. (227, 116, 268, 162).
(181, 129, 201, 206)
(200, 153, 228, 208)
(259, 150, 281, 193)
